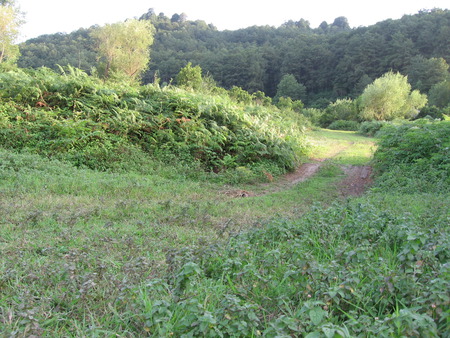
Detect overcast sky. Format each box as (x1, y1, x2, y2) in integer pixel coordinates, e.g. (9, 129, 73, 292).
(15, 0, 450, 41)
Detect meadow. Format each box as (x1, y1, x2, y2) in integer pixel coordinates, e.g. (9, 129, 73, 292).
(0, 68, 449, 336)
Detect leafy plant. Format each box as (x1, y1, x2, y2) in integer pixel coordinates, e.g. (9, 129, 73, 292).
(0, 67, 309, 177)
(327, 120, 360, 131)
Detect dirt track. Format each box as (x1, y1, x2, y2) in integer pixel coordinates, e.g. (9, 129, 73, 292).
(222, 161, 373, 198)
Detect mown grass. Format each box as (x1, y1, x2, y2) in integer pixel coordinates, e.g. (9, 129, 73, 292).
(308, 129, 376, 165)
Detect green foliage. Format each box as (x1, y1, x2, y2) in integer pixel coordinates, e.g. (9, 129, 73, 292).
(320, 98, 359, 127)
(18, 28, 97, 72)
(406, 56, 450, 93)
(301, 108, 323, 126)
(124, 123, 449, 336)
(227, 86, 253, 105)
(252, 90, 272, 106)
(428, 80, 450, 108)
(132, 197, 448, 336)
(91, 19, 155, 80)
(327, 120, 360, 131)
(414, 105, 448, 120)
(16, 9, 450, 103)
(360, 72, 428, 121)
(276, 97, 304, 113)
(0, 1, 22, 67)
(374, 120, 450, 177)
(176, 62, 203, 90)
(274, 74, 307, 102)
(358, 120, 386, 136)
(0, 67, 308, 175)
(1, 128, 448, 336)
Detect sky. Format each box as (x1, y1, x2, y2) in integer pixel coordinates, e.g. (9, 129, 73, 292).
(15, 0, 450, 42)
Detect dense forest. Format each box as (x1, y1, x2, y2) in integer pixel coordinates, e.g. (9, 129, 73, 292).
(18, 8, 450, 107)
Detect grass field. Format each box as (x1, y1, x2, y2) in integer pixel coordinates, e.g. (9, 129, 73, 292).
(1, 128, 448, 336)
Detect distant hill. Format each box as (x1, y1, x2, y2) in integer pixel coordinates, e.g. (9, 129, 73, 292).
(18, 8, 450, 106)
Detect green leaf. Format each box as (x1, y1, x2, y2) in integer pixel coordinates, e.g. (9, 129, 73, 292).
(305, 332, 321, 338)
(309, 307, 327, 326)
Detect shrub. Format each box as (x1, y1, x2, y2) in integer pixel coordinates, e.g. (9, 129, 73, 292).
(373, 120, 450, 172)
(327, 119, 360, 131)
(358, 120, 386, 136)
(320, 98, 359, 127)
(0, 67, 309, 176)
(301, 108, 323, 127)
(414, 105, 447, 120)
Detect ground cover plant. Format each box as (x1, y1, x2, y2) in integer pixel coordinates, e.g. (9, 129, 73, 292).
(125, 121, 449, 337)
(0, 69, 448, 336)
(0, 126, 376, 336)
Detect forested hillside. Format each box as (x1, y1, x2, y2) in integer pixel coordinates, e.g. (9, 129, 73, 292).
(18, 8, 450, 106)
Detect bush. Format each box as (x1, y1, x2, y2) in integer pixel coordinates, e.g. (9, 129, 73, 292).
(373, 120, 450, 173)
(301, 108, 323, 126)
(133, 200, 448, 336)
(0, 67, 309, 176)
(320, 98, 359, 127)
(327, 119, 360, 131)
(358, 120, 386, 136)
(414, 105, 447, 120)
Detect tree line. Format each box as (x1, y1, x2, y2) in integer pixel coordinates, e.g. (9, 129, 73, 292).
(15, 8, 450, 107)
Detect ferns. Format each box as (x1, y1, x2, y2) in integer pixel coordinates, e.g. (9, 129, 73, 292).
(0, 67, 309, 174)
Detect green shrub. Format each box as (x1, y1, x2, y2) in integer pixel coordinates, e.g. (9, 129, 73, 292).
(0, 67, 309, 176)
(320, 98, 359, 127)
(132, 200, 448, 336)
(414, 105, 447, 120)
(327, 119, 360, 131)
(359, 120, 386, 136)
(373, 120, 450, 170)
(301, 108, 323, 127)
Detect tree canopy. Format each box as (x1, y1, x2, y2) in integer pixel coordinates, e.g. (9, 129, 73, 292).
(0, 0, 22, 67)
(16, 8, 450, 106)
(176, 62, 203, 90)
(360, 71, 427, 120)
(91, 19, 154, 81)
(274, 74, 307, 102)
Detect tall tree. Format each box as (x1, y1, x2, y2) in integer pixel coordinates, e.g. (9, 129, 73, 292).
(91, 19, 154, 80)
(274, 74, 306, 102)
(360, 71, 427, 120)
(406, 56, 450, 93)
(0, 0, 22, 67)
(428, 81, 450, 108)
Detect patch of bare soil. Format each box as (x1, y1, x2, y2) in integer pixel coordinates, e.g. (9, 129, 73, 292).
(338, 165, 373, 197)
(284, 162, 323, 185)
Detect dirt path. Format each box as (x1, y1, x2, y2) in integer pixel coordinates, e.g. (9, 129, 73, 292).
(222, 136, 374, 198)
(338, 165, 373, 196)
(222, 161, 373, 198)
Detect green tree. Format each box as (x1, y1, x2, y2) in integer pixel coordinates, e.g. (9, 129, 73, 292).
(0, 0, 22, 67)
(320, 98, 359, 127)
(274, 74, 306, 102)
(428, 81, 450, 108)
(176, 62, 203, 90)
(360, 71, 427, 120)
(406, 56, 450, 93)
(252, 90, 272, 106)
(91, 19, 154, 80)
